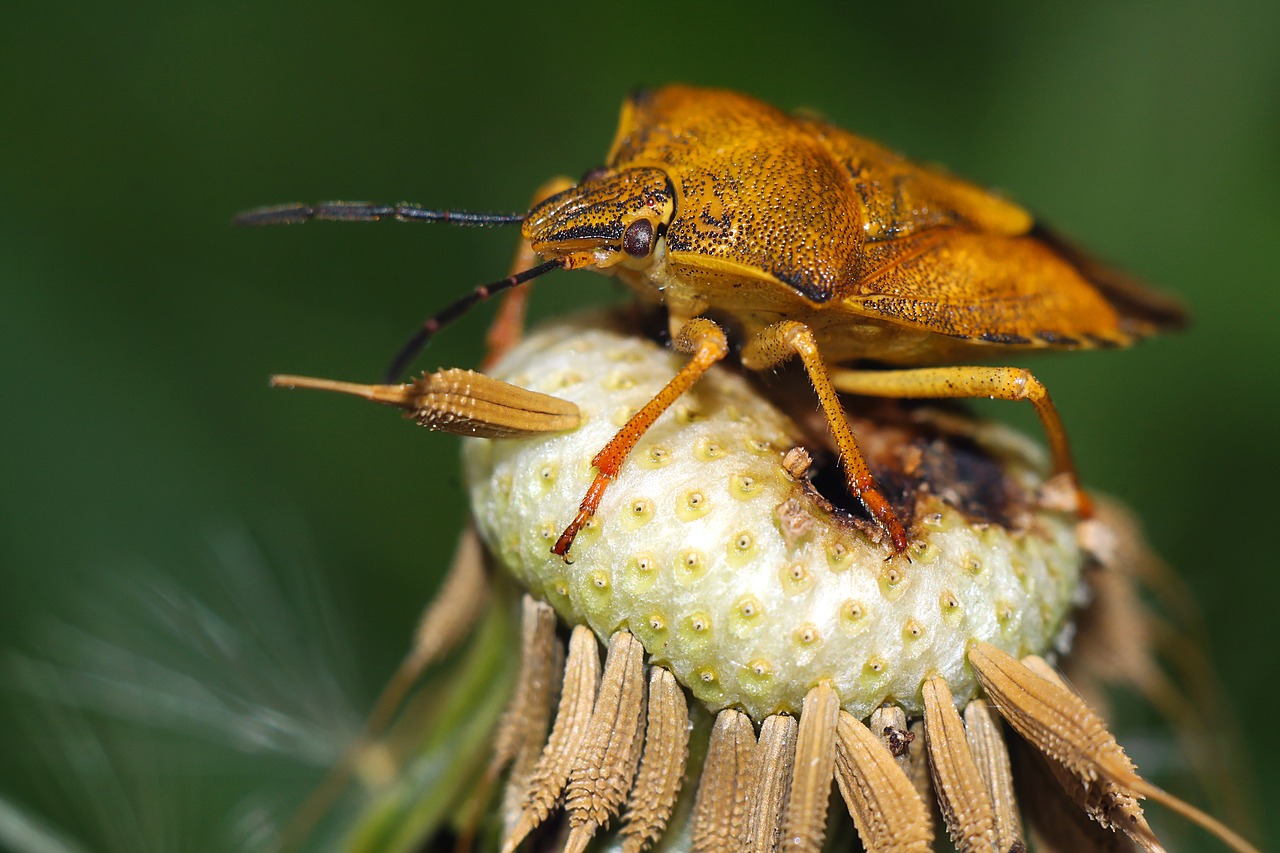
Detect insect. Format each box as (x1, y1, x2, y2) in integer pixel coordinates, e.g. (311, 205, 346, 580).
(239, 85, 1185, 557)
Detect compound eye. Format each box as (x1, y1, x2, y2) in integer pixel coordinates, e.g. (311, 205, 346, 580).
(622, 219, 654, 258)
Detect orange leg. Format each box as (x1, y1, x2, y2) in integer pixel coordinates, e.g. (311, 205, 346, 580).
(828, 364, 1093, 517)
(742, 321, 910, 553)
(483, 176, 576, 369)
(553, 317, 729, 560)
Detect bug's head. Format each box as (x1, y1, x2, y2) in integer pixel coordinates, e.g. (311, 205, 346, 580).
(522, 167, 674, 272)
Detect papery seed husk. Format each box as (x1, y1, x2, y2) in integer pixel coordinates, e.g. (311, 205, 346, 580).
(1019, 656, 1161, 852)
(923, 677, 996, 853)
(1010, 735, 1142, 853)
(964, 699, 1025, 853)
(744, 714, 798, 853)
(619, 666, 690, 853)
(834, 709, 933, 852)
(691, 709, 756, 852)
(972, 644, 1259, 853)
(494, 596, 563, 832)
(361, 526, 492, 753)
(564, 631, 648, 852)
(970, 644, 1141, 793)
(779, 683, 839, 853)
(417, 368, 582, 437)
(502, 625, 601, 853)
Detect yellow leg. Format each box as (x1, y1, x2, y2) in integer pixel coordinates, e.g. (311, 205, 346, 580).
(482, 175, 576, 368)
(742, 321, 909, 552)
(553, 317, 728, 560)
(828, 364, 1092, 517)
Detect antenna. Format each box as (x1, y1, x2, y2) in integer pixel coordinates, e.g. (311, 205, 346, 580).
(233, 201, 525, 227)
(383, 259, 564, 382)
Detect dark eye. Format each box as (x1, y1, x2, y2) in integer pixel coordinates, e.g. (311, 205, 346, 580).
(623, 219, 654, 258)
(579, 165, 610, 183)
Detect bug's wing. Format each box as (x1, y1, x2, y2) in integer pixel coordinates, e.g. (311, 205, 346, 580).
(846, 229, 1152, 348)
(809, 122, 1034, 248)
(813, 126, 1185, 346)
(1026, 222, 1188, 334)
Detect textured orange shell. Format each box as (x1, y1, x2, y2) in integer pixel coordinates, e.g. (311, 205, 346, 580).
(597, 86, 1184, 365)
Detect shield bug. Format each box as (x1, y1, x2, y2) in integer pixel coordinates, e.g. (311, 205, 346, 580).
(239, 85, 1185, 557)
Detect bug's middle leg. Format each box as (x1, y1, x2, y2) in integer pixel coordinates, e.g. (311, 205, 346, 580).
(742, 320, 910, 552)
(827, 364, 1093, 517)
(553, 317, 729, 560)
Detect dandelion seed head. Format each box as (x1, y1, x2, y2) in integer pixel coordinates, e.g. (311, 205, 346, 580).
(465, 317, 1085, 720)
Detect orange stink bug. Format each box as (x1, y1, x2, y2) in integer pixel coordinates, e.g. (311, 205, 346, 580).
(239, 85, 1185, 558)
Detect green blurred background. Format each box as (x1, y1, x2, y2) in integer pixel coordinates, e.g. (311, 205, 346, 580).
(2, 1, 1277, 849)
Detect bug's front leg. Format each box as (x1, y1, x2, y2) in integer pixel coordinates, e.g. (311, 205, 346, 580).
(553, 317, 729, 561)
(742, 321, 910, 553)
(827, 365, 1093, 518)
(483, 176, 577, 368)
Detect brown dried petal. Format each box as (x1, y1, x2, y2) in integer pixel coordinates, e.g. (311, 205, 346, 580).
(415, 368, 583, 437)
(692, 709, 757, 852)
(1017, 656, 1161, 853)
(493, 596, 563, 832)
(970, 643, 1257, 853)
(923, 676, 996, 852)
(834, 709, 933, 853)
(964, 699, 1025, 853)
(744, 714, 798, 853)
(970, 643, 1140, 786)
(502, 625, 601, 853)
(1011, 735, 1143, 853)
(564, 631, 648, 853)
(779, 682, 840, 853)
(619, 666, 691, 853)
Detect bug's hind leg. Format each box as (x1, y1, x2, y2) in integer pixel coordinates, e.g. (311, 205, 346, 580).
(483, 176, 577, 368)
(553, 318, 729, 560)
(742, 321, 909, 553)
(828, 364, 1093, 517)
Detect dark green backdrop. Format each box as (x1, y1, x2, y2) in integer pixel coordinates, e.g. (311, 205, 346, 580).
(3, 1, 1277, 850)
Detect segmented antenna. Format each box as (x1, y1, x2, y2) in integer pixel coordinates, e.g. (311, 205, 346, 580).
(383, 259, 563, 382)
(233, 201, 525, 227)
